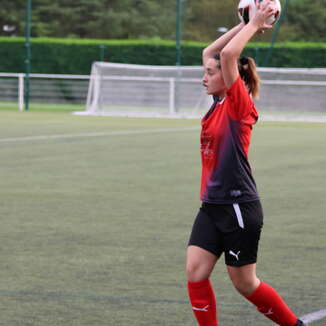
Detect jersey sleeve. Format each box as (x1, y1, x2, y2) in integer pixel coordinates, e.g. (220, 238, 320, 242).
(225, 76, 257, 121)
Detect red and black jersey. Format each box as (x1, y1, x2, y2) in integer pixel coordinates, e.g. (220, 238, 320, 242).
(200, 76, 259, 204)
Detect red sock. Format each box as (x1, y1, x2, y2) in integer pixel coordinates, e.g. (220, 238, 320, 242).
(187, 279, 218, 326)
(246, 282, 298, 326)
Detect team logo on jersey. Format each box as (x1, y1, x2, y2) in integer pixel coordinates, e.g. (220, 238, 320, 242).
(201, 133, 214, 159)
(230, 189, 242, 197)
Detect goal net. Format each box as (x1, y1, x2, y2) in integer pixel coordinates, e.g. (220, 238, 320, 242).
(84, 62, 326, 121)
(85, 62, 210, 118)
(257, 68, 326, 122)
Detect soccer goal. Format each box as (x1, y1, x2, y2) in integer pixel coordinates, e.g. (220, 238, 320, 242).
(85, 62, 211, 118)
(84, 62, 326, 121)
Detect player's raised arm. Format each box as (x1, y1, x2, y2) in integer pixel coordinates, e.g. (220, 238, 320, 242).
(220, 0, 277, 88)
(202, 22, 245, 66)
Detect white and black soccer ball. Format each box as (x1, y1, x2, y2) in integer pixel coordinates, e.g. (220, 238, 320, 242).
(238, 0, 281, 25)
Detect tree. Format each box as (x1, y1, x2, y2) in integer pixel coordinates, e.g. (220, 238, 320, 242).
(281, 0, 326, 41)
(0, 0, 324, 42)
(0, 0, 25, 36)
(183, 0, 238, 42)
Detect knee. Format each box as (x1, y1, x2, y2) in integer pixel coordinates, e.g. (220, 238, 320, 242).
(186, 260, 211, 283)
(231, 277, 260, 297)
(186, 246, 217, 282)
(186, 260, 203, 282)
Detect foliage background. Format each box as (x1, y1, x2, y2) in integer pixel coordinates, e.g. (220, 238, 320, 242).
(0, 0, 325, 42)
(0, 38, 325, 73)
(0, 1, 325, 70)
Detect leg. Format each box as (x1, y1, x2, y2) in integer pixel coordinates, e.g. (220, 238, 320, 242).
(186, 245, 218, 282)
(186, 206, 223, 326)
(227, 264, 300, 326)
(227, 263, 260, 297)
(187, 245, 218, 326)
(224, 201, 301, 326)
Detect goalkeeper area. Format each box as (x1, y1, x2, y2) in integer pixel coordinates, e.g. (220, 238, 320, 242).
(83, 62, 326, 121)
(0, 110, 325, 325)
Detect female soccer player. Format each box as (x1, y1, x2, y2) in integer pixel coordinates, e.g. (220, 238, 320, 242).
(186, 1, 305, 325)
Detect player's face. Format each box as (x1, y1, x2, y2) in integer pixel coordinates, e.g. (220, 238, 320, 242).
(202, 58, 227, 96)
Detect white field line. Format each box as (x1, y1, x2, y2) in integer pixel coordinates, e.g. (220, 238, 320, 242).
(0, 127, 199, 144)
(301, 309, 326, 324)
(260, 115, 326, 123)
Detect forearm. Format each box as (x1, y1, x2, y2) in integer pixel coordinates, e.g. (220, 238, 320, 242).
(219, 0, 275, 88)
(220, 21, 259, 60)
(202, 22, 245, 61)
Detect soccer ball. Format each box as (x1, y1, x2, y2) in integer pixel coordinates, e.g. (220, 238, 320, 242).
(238, 0, 281, 25)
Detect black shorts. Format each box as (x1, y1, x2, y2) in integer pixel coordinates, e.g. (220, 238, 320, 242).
(188, 200, 263, 267)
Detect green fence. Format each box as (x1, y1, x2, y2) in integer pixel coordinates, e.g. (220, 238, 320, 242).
(0, 37, 325, 75)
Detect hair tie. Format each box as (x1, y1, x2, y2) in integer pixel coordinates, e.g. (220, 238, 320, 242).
(240, 56, 249, 65)
(239, 57, 249, 70)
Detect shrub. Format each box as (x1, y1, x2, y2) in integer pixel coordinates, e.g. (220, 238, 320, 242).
(0, 37, 324, 74)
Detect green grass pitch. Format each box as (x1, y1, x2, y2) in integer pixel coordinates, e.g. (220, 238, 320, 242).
(0, 109, 325, 325)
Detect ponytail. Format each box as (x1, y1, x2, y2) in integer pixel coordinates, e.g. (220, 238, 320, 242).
(238, 56, 260, 99)
(211, 54, 260, 98)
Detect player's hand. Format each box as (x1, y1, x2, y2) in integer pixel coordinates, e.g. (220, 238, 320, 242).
(251, 0, 277, 30)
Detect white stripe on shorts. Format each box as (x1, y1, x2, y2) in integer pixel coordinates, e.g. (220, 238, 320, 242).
(233, 203, 244, 229)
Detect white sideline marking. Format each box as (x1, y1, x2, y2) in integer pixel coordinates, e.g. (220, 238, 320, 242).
(301, 309, 326, 324)
(261, 115, 326, 123)
(0, 127, 199, 143)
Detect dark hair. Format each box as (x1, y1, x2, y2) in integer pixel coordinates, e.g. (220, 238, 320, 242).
(238, 56, 260, 99)
(213, 54, 260, 99)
